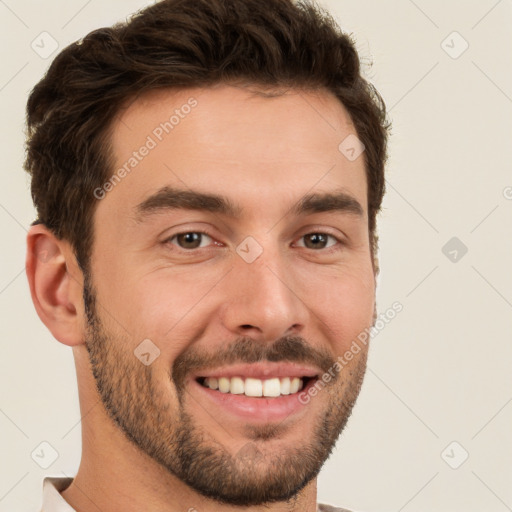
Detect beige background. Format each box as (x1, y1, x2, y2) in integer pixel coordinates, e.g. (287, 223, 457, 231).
(1, 1, 511, 511)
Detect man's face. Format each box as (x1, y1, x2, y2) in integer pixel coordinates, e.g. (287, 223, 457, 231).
(84, 85, 375, 505)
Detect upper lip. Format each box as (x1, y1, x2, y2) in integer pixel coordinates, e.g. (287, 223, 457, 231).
(192, 362, 322, 381)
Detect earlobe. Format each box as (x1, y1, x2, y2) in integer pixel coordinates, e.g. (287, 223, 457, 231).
(26, 225, 85, 347)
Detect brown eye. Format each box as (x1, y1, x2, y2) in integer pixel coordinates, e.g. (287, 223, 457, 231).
(169, 232, 212, 249)
(299, 233, 338, 250)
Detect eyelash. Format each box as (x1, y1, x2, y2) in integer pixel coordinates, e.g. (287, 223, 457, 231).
(164, 230, 344, 253)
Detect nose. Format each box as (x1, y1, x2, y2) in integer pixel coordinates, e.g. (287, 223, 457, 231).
(218, 248, 309, 342)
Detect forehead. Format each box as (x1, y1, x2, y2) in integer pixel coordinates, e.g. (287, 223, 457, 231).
(100, 84, 367, 224)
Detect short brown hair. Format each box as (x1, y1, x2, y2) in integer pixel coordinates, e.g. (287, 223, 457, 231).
(24, 0, 389, 275)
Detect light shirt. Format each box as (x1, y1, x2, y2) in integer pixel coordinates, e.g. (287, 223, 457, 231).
(40, 477, 75, 512)
(40, 477, 350, 512)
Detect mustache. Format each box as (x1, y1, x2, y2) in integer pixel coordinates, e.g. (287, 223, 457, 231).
(172, 335, 336, 392)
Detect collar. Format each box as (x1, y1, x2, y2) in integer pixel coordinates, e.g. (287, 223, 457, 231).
(41, 477, 75, 512)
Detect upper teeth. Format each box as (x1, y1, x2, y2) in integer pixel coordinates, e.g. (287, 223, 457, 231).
(202, 377, 304, 397)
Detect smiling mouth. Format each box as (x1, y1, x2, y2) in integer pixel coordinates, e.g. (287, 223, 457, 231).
(196, 376, 317, 398)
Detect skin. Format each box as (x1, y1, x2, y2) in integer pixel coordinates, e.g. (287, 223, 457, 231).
(26, 84, 376, 512)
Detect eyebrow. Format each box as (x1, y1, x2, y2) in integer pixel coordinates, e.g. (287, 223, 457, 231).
(292, 190, 364, 217)
(134, 187, 242, 221)
(134, 186, 364, 223)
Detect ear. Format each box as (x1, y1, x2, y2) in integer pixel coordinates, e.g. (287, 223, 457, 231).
(26, 224, 86, 346)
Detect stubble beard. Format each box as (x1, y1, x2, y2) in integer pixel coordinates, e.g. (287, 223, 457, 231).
(82, 274, 369, 506)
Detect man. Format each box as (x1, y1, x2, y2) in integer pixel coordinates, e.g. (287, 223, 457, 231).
(24, 0, 388, 510)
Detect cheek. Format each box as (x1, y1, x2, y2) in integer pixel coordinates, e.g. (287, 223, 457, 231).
(301, 265, 375, 350)
(116, 269, 221, 346)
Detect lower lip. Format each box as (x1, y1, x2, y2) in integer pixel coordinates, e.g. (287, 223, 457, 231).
(190, 378, 316, 422)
